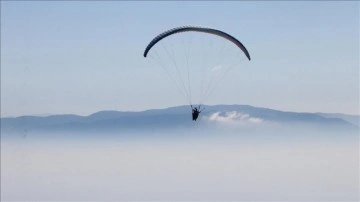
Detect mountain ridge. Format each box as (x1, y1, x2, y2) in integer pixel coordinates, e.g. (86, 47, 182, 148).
(1, 105, 359, 134)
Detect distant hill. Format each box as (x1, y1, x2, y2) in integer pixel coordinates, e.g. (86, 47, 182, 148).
(1, 105, 358, 135)
(316, 112, 359, 127)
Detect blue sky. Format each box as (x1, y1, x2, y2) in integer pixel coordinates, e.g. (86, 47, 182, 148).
(1, 1, 359, 117)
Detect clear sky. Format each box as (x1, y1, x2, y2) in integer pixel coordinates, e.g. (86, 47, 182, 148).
(1, 1, 359, 117)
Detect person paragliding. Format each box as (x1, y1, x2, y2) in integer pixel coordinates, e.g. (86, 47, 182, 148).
(191, 105, 203, 121)
(143, 26, 251, 122)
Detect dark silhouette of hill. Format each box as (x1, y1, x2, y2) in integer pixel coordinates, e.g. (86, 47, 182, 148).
(1, 105, 358, 135)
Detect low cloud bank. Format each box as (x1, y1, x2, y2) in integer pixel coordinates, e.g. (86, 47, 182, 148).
(205, 111, 264, 126)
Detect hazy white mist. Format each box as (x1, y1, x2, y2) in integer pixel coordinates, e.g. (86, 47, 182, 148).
(1, 129, 358, 201)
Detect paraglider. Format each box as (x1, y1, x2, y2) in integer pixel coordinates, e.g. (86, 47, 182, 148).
(143, 26, 251, 121)
(191, 105, 204, 121)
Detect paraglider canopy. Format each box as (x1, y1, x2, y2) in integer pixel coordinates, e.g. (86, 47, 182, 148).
(144, 26, 251, 61)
